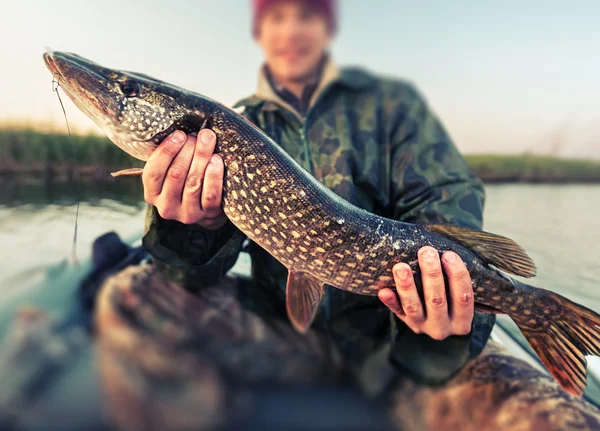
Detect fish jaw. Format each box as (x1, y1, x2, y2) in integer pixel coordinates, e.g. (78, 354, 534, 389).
(44, 52, 114, 130)
(43, 51, 184, 162)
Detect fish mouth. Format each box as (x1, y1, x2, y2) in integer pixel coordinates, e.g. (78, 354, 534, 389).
(43, 51, 113, 120)
(42, 50, 204, 162)
(43, 51, 60, 76)
(42, 50, 151, 158)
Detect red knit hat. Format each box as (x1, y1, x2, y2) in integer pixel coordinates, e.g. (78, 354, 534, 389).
(252, 0, 337, 37)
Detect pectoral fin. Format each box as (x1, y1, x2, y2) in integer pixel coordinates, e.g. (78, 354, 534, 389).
(285, 270, 325, 334)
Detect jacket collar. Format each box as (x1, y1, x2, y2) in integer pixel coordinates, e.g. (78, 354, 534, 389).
(233, 57, 377, 118)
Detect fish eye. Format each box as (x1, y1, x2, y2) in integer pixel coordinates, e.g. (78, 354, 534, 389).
(121, 81, 140, 97)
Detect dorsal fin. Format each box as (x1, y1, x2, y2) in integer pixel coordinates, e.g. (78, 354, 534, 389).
(423, 224, 537, 278)
(285, 270, 325, 333)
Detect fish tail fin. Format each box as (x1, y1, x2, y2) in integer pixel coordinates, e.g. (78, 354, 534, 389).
(515, 290, 600, 397)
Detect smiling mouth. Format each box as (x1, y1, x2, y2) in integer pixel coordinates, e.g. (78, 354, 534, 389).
(278, 46, 309, 56)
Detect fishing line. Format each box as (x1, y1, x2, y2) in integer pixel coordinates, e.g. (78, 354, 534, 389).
(52, 77, 80, 265)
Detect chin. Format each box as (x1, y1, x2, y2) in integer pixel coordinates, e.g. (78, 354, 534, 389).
(281, 64, 317, 82)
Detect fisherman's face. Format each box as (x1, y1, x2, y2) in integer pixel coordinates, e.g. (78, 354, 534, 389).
(257, 1, 331, 83)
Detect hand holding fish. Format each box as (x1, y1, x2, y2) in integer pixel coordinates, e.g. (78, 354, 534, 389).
(142, 129, 228, 229)
(378, 246, 474, 341)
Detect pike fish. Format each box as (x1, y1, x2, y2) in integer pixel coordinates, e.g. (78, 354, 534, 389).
(43, 49, 600, 397)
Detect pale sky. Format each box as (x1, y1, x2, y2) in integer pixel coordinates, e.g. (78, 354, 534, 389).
(1, 0, 599, 157)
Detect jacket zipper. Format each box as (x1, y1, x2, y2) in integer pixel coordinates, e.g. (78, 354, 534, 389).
(299, 127, 314, 175)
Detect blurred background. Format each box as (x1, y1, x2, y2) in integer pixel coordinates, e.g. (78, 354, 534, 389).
(0, 0, 598, 287)
(0, 1, 599, 428)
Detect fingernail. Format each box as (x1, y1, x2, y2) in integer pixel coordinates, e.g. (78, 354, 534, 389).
(395, 266, 409, 280)
(200, 130, 214, 145)
(170, 131, 185, 144)
(444, 252, 457, 263)
(422, 248, 437, 261)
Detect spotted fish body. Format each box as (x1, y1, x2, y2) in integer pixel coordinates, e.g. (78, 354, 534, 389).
(218, 118, 474, 295)
(44, 50, 600, 397)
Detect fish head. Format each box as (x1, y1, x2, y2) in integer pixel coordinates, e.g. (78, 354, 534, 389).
(43, 50, 210, 161)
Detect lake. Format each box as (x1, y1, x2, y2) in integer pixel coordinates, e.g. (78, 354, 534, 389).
(0, 182, 599, 428)
(1, 183, 598, 313)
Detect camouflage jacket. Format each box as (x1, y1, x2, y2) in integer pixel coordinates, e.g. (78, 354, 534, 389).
(142, 58, 496, 390)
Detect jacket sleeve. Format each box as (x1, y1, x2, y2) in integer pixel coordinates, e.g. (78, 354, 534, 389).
(385, 82, 495, 384)
(142, 205, 245, 292)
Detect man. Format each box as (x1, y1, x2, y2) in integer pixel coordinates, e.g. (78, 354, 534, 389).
(141, 0, 495, 386)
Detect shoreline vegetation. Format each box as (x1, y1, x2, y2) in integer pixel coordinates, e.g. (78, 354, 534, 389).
(1, 128, 599, 184)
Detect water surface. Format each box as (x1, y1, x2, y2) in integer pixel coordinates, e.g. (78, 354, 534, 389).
(0, 183, 598, 311)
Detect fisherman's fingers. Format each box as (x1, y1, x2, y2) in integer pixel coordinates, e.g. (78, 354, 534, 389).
(181, 129, 218, 223)
(387, 263, 425, 328)
(199, 155, 227, 230)
(142, 131, 186, 201)
(441, 251, 474, 336)
(418, 246, 452, 340)
(159, 135, 196, 209)
(378, 288, 404, 317)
